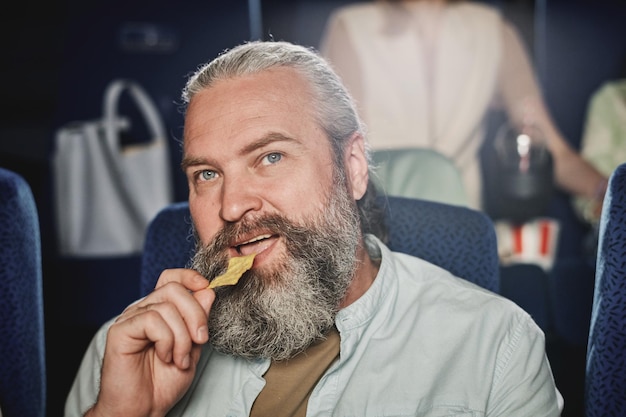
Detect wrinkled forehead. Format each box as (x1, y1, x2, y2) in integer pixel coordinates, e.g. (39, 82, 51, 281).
(185, 67, 318, 136)
(182, 67, 334, 164)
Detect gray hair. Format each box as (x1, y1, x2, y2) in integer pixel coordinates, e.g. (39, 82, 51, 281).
(182, 40, 387, 241)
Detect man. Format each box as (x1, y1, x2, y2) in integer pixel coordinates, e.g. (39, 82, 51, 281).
(65, 40, 563, 416)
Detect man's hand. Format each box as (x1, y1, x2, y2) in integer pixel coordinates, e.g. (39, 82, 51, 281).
(85, 269, 214, 417)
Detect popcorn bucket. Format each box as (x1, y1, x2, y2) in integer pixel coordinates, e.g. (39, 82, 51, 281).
(495, 218, 561, 272)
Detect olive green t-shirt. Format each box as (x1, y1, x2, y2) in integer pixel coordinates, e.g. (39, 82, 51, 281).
(250, 327, 340, 417)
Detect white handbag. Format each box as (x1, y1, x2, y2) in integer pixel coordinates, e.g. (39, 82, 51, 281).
(53, 79, 174, 256)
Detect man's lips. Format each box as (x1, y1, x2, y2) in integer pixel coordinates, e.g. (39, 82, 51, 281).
(233, 233, 276, 256)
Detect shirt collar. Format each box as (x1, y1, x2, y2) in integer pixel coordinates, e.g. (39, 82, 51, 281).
(335, 234, 394, 331)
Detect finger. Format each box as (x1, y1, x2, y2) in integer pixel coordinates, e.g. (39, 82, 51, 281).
(108, 308, 176, 365)
(190, 287, 215, 344)
(144, 302, 195, 368)
(192, 285, 216, 314)
(154, 269, 216, 337)
(112, 302, 195, 369)
(156, 268, 210, 292)
(122, 281, 211, 345)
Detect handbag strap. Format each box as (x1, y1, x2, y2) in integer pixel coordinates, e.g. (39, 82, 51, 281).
(98, 79, 170, 230)
(103, 79, 167, 150)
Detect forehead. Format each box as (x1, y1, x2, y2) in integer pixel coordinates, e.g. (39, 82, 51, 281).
(183, 67, 324, 152)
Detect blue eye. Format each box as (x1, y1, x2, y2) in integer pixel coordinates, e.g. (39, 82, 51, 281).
(263, 153, 282, 165)
(199, 170, 217, 181)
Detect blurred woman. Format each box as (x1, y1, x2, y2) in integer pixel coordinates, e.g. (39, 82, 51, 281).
(320, 0, 606, 214)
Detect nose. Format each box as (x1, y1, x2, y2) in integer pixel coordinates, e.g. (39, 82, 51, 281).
(219, 175, 263, 222)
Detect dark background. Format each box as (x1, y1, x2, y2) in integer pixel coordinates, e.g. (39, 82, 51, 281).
(1, 0, 625, 416)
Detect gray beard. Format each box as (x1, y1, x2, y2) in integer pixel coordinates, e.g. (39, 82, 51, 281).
(189, 181, 361, 361)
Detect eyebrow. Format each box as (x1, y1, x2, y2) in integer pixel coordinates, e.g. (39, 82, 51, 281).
(241, 132, 302, 154)
(181, 132, 303, 172)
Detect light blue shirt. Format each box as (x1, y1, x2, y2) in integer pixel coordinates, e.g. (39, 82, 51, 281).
(66, 236, 563, 416)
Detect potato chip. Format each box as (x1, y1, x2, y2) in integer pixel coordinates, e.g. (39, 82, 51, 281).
(208, 253, 256, 289)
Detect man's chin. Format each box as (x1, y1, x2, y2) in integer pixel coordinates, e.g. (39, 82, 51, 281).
(218, 337, 318, 361)
(208, 277, 338, 360)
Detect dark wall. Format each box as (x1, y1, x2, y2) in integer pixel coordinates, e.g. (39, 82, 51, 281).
(540, 0, 626, 146)
(539, 0, 626, 261)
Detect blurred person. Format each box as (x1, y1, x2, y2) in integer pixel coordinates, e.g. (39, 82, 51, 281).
(65, 40, 563, 416)
(574, 79, 626, 224)
(572, 62, 626, 255)
(320, 0, 607, 214)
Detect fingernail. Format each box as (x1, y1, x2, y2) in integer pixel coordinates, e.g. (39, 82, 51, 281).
(197, 325, 208, 342)
(182, 354, 190, 369)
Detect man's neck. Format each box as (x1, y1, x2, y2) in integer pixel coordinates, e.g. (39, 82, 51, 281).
(339, 239, 380, 308)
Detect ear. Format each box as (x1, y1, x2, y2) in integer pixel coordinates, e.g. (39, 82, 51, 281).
(344, 132, 369, 200)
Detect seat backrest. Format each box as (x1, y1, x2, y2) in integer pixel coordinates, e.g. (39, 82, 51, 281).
(140, 196, 499, 296)
(585, 162, 626, 417)
(0, 167, 46, 417)
(371, 148, 469, 207)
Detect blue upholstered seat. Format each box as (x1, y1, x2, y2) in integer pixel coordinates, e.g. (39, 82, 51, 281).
(140, 196, 499, 297)
(586, 162, 626, 417)
(0, 167, 46, 417)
